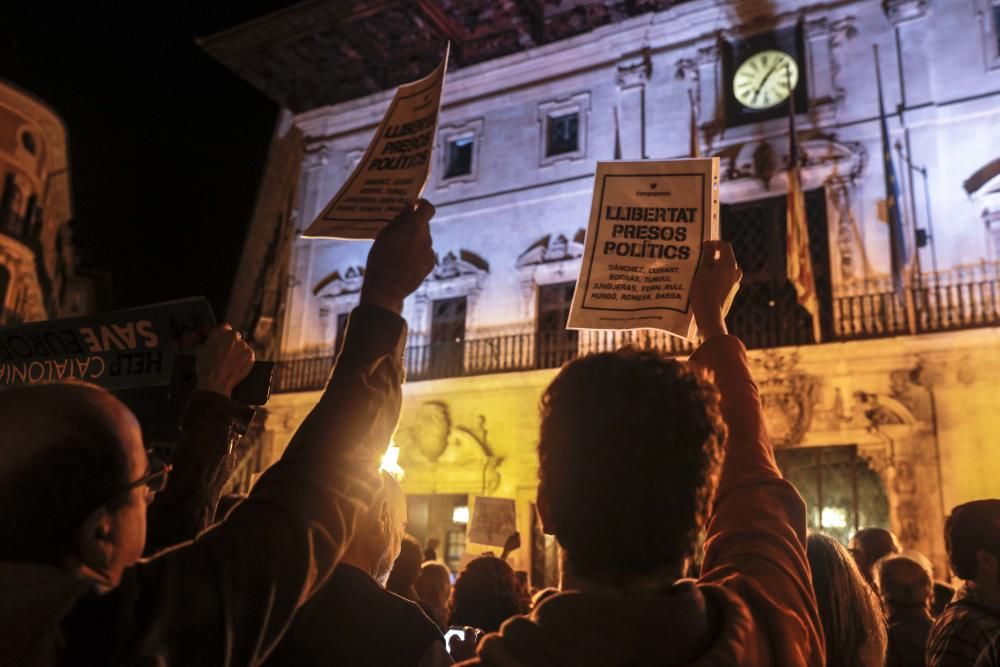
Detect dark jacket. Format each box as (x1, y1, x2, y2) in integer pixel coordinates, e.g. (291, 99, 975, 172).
(145, 390, 256, 555)
(0, 304, 406, 666)
(886, 606, 933, 667)
(464, 336, 824, 666)
(264, 563, 446, 666)
(928, 584, 1000, 667)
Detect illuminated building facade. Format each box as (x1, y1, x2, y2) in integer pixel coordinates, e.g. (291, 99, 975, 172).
(0, 80, 95, 324)
(206, 0, 1000, 581)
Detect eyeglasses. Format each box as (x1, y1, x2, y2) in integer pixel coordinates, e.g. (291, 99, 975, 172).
(111, 452, 172, 504)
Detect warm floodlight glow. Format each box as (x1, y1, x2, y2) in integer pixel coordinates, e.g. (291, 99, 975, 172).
(380, 442, 405, 480)
(821, 507, 848, 529)
(452, 505, 470, 524)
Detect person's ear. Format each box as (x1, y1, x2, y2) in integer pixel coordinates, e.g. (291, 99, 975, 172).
(377, 499, 393, 540)
(77, 506, 115, 574)
(536, 483, 556, 535)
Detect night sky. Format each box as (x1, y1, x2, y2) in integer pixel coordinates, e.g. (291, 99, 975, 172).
(0, 1, 298, 317)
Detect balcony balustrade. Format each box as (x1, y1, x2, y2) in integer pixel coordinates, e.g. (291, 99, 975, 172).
(273, 265, 1000, 393)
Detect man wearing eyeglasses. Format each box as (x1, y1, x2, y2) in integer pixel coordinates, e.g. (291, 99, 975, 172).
(0, 201, 437, 665)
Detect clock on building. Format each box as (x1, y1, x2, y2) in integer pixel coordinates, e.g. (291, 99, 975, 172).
(723, 24, 808, 127)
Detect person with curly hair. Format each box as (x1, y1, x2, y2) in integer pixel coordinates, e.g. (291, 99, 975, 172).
(462, 241, 824, 666)
(450, 555, 526, 634)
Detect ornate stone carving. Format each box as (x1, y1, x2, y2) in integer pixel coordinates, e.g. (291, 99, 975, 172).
(397, 401, 504, 494)
(750, 350, 821, 447)
(719, 136, 866, 185)
(431, 250, 489, 281)
(313, 265, 364, 297)
(883, 0, 930, 25)
(616, 48, 652, 89)
(516, 230, 585, 268)
(302, 144, 330, 170)
(889, 365, 934, 423)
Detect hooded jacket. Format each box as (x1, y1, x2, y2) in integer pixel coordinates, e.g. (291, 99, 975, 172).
(0, 304, 406, 666)
(464, 335, 824, 667)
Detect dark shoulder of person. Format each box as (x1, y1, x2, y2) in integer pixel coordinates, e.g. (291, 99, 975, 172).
(266, 564, 443, 667)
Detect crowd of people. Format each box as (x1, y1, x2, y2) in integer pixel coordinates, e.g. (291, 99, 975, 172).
(1, 199, 999, 665)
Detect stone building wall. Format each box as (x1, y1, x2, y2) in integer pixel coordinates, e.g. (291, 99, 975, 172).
(222, 0, 1000, 578)
(260, 326, 1000, 579)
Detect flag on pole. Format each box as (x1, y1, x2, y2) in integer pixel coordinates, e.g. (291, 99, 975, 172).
(688, 89, 701, 158)
(613, 106, 622, 160)
(785, 69, 822, 343)
(874, 45, 910, 303)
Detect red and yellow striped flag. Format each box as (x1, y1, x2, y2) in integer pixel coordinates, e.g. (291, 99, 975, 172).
(786, 69, 821, 342)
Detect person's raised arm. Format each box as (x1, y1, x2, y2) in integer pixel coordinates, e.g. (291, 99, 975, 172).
(90, 201, 437, 666)
(688, 240, 780, 490)
(690, 240, 824, 666)
(144, 325, 256, 555)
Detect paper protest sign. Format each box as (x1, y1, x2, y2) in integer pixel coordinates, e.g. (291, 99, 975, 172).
(567, 158, 720, 340)
(0, 297, 215, 390)
(304, 45, 450, 239)
(468, 496, 516, 548)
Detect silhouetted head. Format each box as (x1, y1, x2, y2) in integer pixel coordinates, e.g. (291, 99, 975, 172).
(536, 348, 725, 583)
(875, 554, 933, 612)
(808, 533, 887, 667)
(0, 383, 152, 590)
(945, 499, 1000, 588)
(849, 527, 901, 586)
(344, 473, 407, 587)
(387, 534, 423, 599)
(450, 555, 523, 633)
(415, 560, 452, 609)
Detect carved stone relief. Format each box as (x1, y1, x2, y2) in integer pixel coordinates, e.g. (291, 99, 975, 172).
(749, 350, 821, 446)
(396, 400, 504, 494)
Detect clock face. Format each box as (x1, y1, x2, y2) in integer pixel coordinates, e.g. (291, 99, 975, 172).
(732, 50, 799, 110)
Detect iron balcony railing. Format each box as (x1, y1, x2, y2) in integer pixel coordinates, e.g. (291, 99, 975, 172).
(273, 266, 1000, 393)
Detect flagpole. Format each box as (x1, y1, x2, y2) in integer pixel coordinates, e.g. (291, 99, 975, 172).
(874, 44, 917, 334)
(687, 89, 700, 159)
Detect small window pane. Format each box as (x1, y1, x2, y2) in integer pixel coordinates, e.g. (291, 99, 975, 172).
(445, 137, 474, 178)
(547, 112, 579, 156)
(994, 5, 1000, 56)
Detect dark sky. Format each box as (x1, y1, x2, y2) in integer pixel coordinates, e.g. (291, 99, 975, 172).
(0, 1, 298, 317)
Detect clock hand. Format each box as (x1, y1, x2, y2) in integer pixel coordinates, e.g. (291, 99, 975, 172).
(753, 61, 783, 104)
(753, 60, 791, 102)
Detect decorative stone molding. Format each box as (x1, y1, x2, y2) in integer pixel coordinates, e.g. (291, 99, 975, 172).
(344, 147, 364, 172)
(302, 144, 330, 170)
(883, 0, 931, 25)
(516, 230, 584, 268)
(749, 350, 821, 447)
(616, 48, 652, 90)
(803, 15, 859, 108)
(312, 265, 364, 344)
(516, 231, 584, 320)
(718, 135, 867, 208)
(412, 250, 490, 336)
(312, 264, 364, 297)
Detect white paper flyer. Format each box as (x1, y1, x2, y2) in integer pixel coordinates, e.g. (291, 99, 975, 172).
(567, 158, 720, 340)
(304, 45, 450, 239)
